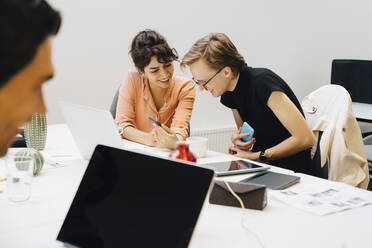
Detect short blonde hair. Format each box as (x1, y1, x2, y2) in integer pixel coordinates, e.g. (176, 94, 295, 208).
(181, 33, 246, 77)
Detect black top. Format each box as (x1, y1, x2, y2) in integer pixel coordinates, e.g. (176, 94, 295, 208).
(221, 66, 312, 174)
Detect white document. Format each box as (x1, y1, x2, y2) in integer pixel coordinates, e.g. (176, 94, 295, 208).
(270, 181, 372, 216)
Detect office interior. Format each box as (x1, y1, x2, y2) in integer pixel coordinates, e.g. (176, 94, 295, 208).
(45, 0, 372, 131)
(1, 0, 372, 247)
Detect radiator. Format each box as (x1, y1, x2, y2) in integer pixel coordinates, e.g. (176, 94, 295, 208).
(190, 125, 236, 153)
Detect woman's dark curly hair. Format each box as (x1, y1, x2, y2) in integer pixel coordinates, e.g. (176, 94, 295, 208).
(129, 29, 178, 71)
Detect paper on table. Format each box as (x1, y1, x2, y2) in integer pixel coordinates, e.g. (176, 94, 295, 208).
(270, 181, 372, 216)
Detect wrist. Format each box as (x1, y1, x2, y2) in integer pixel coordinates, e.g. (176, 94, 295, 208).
(144, 133, 154, 146)
(253, 152, 260, 161)
(241, 151, 260, 161)
(258, 150, 270, 163)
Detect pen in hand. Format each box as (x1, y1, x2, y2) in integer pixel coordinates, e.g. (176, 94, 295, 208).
(149, 117, 175, 135)
(149, 117, 162, 127)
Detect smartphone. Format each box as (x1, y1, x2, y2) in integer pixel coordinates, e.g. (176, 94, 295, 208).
(149, 117, 161, 127)
(240, 122, 254, 142)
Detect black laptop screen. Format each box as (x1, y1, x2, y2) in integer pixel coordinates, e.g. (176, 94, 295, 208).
(57, 145, 214, 248)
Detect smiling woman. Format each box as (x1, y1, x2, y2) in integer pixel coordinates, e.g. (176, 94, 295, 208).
(115, 30, 196, 149)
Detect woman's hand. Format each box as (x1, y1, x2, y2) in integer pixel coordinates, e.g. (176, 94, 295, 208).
(231, 127, 256, 151)
(144, 129, 158, 147)
(228, 146, 260, 161)
(152, 125, 179, 149)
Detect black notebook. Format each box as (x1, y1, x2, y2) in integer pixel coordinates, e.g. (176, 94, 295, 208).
(240, 171, 300, 190)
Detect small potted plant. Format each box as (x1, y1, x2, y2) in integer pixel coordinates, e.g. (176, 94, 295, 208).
(24, 114, 47, 151)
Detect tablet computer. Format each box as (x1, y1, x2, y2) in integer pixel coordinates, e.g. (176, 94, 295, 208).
(201, 160, 270, 177)
(240, 171, 300, 190)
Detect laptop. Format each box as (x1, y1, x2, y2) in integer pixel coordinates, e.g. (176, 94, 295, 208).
(48, 144, 214, 248)
(59, 101, 124, 159)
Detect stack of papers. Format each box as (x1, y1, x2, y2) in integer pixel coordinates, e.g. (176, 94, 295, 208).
(270, 181, 372, 215)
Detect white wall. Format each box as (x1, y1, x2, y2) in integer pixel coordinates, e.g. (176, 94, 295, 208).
(46, 0, 372, 130)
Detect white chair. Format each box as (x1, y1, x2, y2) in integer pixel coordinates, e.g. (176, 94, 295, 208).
(301, 85, 370, 189)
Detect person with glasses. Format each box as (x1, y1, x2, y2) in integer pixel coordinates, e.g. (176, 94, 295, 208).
(0, 0, 61, 157)
(181, 33, 315, 174)
(115, 30, 196, 149)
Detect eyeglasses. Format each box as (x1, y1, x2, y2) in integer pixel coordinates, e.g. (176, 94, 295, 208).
(192, 68, 223, 88)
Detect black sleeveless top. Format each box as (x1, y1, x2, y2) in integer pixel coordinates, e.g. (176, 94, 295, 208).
(221, 66, 312, 174)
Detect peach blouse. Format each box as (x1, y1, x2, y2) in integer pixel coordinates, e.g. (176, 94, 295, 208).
(115, 71, 196, 139)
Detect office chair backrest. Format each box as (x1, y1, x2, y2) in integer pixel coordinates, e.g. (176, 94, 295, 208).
(309, 131, 328, 179)
(331, 59, 372, 104)
(110, 85, 120, 119)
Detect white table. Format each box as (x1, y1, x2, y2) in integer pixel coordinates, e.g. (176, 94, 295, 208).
(1, 124, 372, 248)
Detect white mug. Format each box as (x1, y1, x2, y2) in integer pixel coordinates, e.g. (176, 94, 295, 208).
(186, 136, 208, 158)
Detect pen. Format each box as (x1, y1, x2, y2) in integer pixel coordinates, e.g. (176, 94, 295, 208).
(149, 117, 162, 127)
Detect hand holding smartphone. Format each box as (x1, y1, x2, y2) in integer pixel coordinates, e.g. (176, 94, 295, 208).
(240, 122, 254, 142)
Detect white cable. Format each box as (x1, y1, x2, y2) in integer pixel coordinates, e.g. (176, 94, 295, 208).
(223, 180, 245, 209)
(240, 215, 265, 248)
(222, 180, 264, 248)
